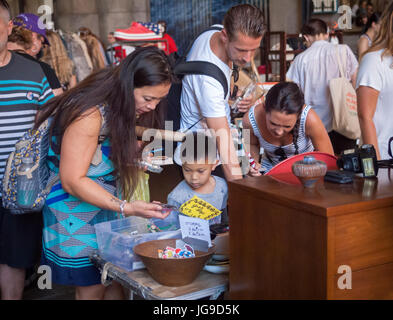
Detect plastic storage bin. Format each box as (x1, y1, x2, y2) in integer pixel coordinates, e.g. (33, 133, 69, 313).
(95, 214, 181, 271)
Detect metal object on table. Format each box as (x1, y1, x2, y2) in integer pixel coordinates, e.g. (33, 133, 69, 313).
(90, 252, 228, 300)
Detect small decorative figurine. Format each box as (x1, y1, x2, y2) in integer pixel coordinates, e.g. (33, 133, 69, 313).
(292, 155, 327, 188)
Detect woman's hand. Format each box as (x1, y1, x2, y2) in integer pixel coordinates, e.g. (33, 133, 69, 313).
(123, 200, 170, 219)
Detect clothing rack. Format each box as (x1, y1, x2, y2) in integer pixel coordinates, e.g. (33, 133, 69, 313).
(260, 31, 305, 82)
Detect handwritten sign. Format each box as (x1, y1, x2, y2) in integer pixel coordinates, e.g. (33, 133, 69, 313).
(179, 195, 222, 221)
(179, 215, 212, 248)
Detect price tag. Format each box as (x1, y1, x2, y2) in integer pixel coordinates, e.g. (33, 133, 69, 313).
(179, 195, 221, 221)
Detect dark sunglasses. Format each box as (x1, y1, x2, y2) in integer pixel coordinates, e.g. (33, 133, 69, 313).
(230, 64, 240, 100)
(389, 137, 393, 159)
(274, 147, 287, 162)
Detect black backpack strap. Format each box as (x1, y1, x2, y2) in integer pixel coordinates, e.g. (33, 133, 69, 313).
(165, 25, 226, 132)
(174, 61, 228, 98)
(180, 25, 223, 61)
(173, 25, 228, 99)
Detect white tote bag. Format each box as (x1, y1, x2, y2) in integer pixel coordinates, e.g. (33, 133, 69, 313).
(329, 45, 361, 140)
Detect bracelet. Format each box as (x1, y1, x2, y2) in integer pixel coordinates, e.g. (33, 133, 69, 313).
(119, 200, 127, 218)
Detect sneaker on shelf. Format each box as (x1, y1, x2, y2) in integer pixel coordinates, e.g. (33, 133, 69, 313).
(114, 22, 161, 41)
(138, 22, 161, 35)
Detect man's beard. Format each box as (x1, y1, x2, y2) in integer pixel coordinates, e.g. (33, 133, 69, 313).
(232, 59, 248, 68)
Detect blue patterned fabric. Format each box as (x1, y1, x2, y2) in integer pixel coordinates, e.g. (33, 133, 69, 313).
(41, 108, 120, 286)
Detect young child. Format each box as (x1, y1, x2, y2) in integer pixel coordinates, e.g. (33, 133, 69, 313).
(167, 131, 228, 226)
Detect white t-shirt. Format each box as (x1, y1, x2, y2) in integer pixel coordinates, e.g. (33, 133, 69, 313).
(180, 25, 232, 132)
(286, 40, 358, 132)
(356, 49, 393, 160)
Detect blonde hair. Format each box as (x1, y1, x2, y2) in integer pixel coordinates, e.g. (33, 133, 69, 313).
(361, 1, 393, 61)
(41, 30, 75, 86)
(78, 27, 107, 71)
(83, 34, 107, 71)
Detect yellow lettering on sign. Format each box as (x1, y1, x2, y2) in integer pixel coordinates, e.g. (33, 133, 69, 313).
(180, 196, 222, 220)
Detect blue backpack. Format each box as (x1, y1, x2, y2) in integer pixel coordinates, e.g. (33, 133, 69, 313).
(2, 106, 109, 215)
(2, 118, 59, 215)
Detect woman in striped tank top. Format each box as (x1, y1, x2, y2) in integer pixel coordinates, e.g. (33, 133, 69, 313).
(243, 82, 334, 176)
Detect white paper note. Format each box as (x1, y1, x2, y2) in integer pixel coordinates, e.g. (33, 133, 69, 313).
(179, 215, 212, 248)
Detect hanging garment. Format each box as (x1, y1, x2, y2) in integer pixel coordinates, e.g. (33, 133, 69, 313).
(82, 35, 107, 72)
(40, 31, 75, 89)
(62, 33, 93, 82)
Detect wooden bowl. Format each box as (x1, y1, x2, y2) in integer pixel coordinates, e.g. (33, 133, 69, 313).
(292, 155, 327, 188)
(133, 239, 215, 287)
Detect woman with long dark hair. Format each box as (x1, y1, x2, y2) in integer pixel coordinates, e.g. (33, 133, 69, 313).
(36, 46, 175, 299)
(242, 82, 333, 176)
(358, 12, 381, 58)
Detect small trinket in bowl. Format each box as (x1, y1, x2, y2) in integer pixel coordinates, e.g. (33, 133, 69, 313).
(292, 155, 327, 188)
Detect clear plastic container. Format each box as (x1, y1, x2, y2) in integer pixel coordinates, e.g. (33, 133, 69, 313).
(135, 160, 163, 173)
(94, 215, 181, 271)
(16, 157, 40, 208)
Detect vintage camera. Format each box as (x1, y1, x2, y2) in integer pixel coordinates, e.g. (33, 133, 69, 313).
(337, 144, 379, 178)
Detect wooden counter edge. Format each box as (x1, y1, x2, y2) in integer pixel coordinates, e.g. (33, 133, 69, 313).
(228, 180, 393, 218)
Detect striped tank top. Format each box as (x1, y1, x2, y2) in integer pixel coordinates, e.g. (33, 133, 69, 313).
(248, 105, 314, 172)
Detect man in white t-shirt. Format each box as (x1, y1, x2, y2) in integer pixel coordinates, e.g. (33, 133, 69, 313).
(179, 4, 265, 181)
(286, 18, 359, 155)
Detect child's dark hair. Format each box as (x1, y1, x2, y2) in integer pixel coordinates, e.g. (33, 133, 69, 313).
(265, 82, 305, 155)
(181, 131, 217, 164)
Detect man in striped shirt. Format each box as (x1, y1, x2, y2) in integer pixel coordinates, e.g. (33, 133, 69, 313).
(0, 0, 54, 300)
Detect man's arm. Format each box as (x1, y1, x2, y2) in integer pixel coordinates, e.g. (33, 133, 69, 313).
(52, 88, 64, 96)
(351, 70, 358, 89)
(184, 74, 243, 181)
(206, 116, 243, 181)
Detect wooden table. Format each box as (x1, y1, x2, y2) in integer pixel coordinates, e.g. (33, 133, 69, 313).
(90, 253, 228, 300)
(228, 168, 393, 299)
